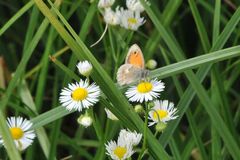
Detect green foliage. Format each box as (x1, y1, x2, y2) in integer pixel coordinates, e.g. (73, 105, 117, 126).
(1, 0, 240, 159)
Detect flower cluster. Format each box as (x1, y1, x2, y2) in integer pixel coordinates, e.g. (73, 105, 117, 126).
(59, 60, 100, 128)
(98, 0, 149, 31)
(59, 61, 100, 113)
(105, 44, 178, 159)
(0, 117, 36, 151)
(125, 77, 178, 131)
(105, 129, 142, 160)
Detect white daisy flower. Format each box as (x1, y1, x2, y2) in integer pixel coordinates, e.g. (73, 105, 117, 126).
(118, 129, 142, 146)
(59, 79, 100, 112)
(105, 139, 134, 160)
(103, 8, 120, 25)
(77, 114, 93, 128)
(98, 0, 115, 9)
(148, 100, 178, 126)
(126, 0, 150, 13)
(125, 79, 165, 103)
(105, 108, 119, 121)
(76, 60, 93, 77)
(0, 117, 36, 151)
(118, 8, 145, 30)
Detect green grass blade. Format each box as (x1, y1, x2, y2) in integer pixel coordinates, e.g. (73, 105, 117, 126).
(191, 0, 237, 139)
(35, 27, 55, 111)
(169, 138, 181, 160)
(23, 6, 39, 53)
(19, 81, 55, 159)
(212, 0, 221, 43)
(0, 112, 22, 160)
(140, 0, 240, 159)
(50, 56, 80, 81)
(211, 1, 221, 158)
(181, 121, 208, 160)
(0, 7, 50, 160)
(162, 0, 183, 26)
(31, 106, 74, 129)
(150, 45, 240, 79)
(0, 15, 50, 111)
(0, 1, 34, 36)
(159, 5, 240, 149)
(186, 111, 208, 160)
(144, 0, 182, 60)
(188, 0, 211, 51)
(0, 1, 63, 159)
(161, 47, 208, 160)
(33, 0, 171, 159)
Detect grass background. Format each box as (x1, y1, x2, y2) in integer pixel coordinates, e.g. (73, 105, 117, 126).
(0, 0, 240, 159)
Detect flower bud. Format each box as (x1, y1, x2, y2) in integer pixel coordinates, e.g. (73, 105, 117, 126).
(126, 0, 150, 13)
(155, 122, 167, 132)
(77, 113, 93, 128)
(134, 104, 144, 114)
(146, 59, 157, 70)
(76, 60, 93, 77)
(98, 0, 115, 9)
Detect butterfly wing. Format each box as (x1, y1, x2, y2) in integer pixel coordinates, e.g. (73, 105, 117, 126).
(117, 64, 147, 86)
(125, 44, 145, 69)
(116, 44, 149, 86)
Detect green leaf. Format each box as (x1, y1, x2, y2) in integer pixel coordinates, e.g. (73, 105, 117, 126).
(0, 1, 34, 36)
(150, 45, 240, 79)
(140, 0, 240, 159)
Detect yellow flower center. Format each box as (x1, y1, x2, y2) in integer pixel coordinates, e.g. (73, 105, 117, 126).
(71, 88, 88, 101)
(137, 82, 153, 93)
(153, 110, 168, 120)
(128, 18, 137, 25)
(114, 146, 127, 159)
(10, 127, 24, 140)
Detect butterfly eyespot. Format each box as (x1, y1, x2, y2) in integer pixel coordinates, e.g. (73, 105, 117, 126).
(133, 51, 137, 54)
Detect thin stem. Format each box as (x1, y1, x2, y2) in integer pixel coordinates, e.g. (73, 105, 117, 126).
(88, 108, 101, 140)
(24, 46, 70, 79)
(154, 130, 158, 137)
(108, 26, 117, 62)
(86, 76, 90, 85)
(90, 24, 108, 47)
(137, 102, 149, 160)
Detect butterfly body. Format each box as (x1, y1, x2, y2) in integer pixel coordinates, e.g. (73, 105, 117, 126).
(117, 44, 149, 86)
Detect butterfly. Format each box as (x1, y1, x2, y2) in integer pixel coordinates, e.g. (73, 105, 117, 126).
(117, 44, 149, 86)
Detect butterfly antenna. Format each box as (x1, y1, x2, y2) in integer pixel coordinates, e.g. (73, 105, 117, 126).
(90, 24, 108, 47)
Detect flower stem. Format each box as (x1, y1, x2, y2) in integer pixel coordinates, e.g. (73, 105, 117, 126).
(154, 130, 159, 137)
(90, 24, 108, 47)
(88, 108, 101, 139)
(86, 76, 90, 85)
(137, 103, 149, 160)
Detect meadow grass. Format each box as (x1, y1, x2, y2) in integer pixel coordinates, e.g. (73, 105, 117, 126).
(0, 0, 240, 159)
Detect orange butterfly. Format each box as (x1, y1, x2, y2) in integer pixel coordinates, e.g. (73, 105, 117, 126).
(117, 44, 149, 85)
